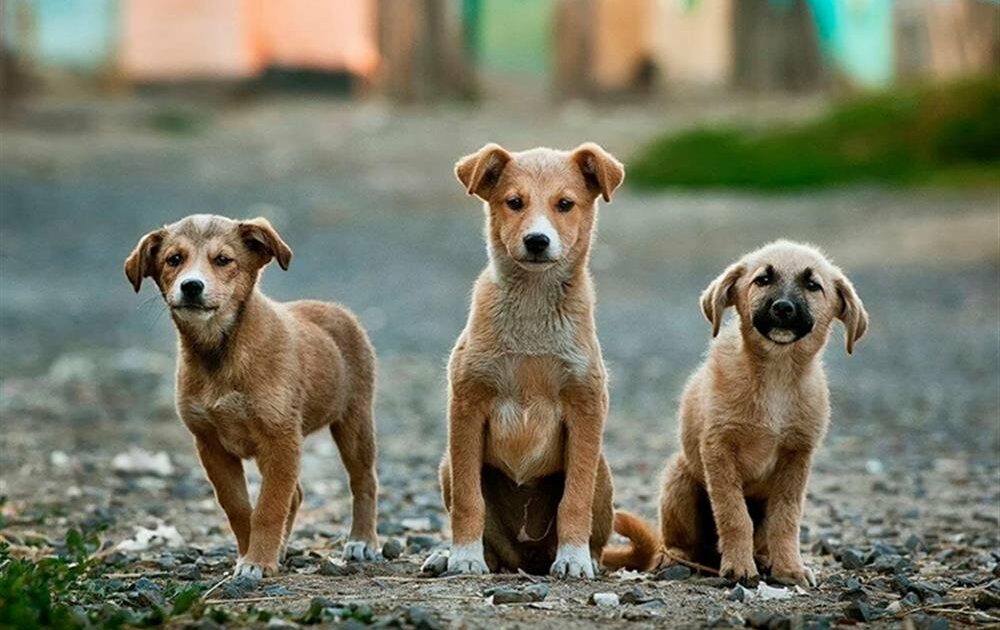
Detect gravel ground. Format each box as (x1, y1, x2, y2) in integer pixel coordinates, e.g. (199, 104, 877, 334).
(1, 95, 998, 628)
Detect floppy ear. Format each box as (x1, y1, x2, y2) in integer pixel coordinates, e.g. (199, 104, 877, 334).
(239, 217, 292, 270)
(455, 143, 512, 200)
(700, 262, 745, 337)
(124, 229, 165, 293)
(571, 142, 625, 202)
(834, 271, 868, 355)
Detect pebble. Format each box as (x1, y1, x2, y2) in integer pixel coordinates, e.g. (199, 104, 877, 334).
(318, 559, 350, 576)
(843, 600, 884, 623)
(655, 564, 692, 581)
(130, 577, 164, 607)
(263, 584, 292, 597)
(175, 563, 201, 581)
(488, 584, 549, 604)
(420, 551, 448, 577)
(404, 606, 443, 630)
(381, 538, 403, 560)
(405, 535, 438, 553)
(696, 576, 732, 588)
(589, 592, 619, 608)
(619, 586, 649, 605)
(840, 548, 866, 570)
(728, 584, 754, 602)
(221, 575, 260, 599)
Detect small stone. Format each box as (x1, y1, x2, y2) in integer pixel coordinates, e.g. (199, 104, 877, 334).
(844, 601, 883, 623)
(286, 555, 313, 569)
(696, 576, 732, 588)
(318, 559, 348, 576)
(381, 538, 403, 560)
(655, 564, 692, 581)
(904, 534, 925, 553)
(131, 577, 164, 607)
(405, 535, 437, 553)
(871, 554, 908, 574)
(404, 606, 443, 630)
(902, 591, 921, 608)
(489, 584, 549, 604)
(221, 575, 260, 599)
(974, 590, 1000, 609)
(175, 564, 201, 581)
(263, 584, 292, 597)
(841, 549, 866, 570)
(812, 538, 835, 556)
(620, 586, 648, 605)
(745, 610, 775, 628)
(155, 553, 179, 570)
(729, 584, 753, 602)
(589, 592, 619, 608)
(420, 551, 449, 577)
(266, 618, 299, 629)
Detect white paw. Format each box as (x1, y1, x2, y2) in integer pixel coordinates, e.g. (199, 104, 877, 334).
(233, 558, 265, 581)
(343, 540, 379, 562)
(447, 541, 489, 575)
(550, 544, 596, 578)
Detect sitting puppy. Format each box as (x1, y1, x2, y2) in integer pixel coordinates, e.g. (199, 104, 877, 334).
(125, 215, 380, 578)
(605, 240, 868, 587)
(427, 143, 624, 578)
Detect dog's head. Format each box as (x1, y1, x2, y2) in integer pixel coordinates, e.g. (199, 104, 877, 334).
(125, 214, 291, 330)
(455, 143, 624, 273)
(701, 240, 868, 354)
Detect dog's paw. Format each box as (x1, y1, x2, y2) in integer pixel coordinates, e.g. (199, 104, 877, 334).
(343, 540, 379, 562)
(233, 557, 276, 581)
(446, 542, 489, 575)
(720, 553, 759, 587)
(770, 563, 817, 588)
(550, 544, 596, 579)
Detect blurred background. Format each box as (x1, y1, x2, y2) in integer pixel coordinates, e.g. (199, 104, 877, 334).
(1, 0, 998, 562)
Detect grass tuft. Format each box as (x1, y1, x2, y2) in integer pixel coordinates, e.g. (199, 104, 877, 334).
(629, 79, 1000, 190)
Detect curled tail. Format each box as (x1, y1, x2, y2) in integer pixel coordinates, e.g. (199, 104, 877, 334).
(601, 510, 660, 571)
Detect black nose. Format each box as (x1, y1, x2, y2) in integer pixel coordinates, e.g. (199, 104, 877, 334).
(523, 233, 550, 255)
(180, 279, 204, 299)
(770, 299, 795, 321)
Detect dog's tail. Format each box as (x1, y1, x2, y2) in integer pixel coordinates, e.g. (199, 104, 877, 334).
(601, 510, 660, 572)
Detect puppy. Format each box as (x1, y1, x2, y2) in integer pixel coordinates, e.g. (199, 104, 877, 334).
(427, 143, 624, 577)
(605, 241, 868, 587)
(125, 215, 380, 578)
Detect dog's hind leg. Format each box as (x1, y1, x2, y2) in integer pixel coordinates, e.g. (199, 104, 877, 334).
(658, 454, 706, 569)
(330, 399, 379, 562)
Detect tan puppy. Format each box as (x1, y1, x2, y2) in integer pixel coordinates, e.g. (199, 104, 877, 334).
(428, 143, 624, 577)
(125, 215, 380, 578)
(605, 241, 868, 587)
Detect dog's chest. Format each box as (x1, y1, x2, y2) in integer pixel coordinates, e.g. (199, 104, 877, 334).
(180, 391, 258, 458)
(482, 356, 566, 485)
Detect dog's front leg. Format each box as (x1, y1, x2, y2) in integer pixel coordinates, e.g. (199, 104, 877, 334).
(552, 384, 607, 578)
(445, 392, 489, 574)
(194, 433, 253, 556)
(763, 450, 815, 587)
(237, 435, 302, 579)
(702, 438, 758, 584)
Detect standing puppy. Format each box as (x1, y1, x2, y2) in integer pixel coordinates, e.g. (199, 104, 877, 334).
(125, 215, 380, 578)
(605, 241, 868, 587)
(431, 144, 624, 577)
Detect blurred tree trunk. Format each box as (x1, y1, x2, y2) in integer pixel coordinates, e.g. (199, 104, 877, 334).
(377, 0, 476, 101)
(552, 0, 596, 98)
(731, 0, 824, 92)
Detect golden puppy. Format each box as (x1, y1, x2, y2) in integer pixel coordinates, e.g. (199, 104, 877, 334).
(427, 143, 624, 577)
(605, 240, 868, 587)
(125, 215, 380, 578)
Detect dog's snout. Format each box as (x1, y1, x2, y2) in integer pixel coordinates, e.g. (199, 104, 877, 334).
(770, 299, 795, 321)
(523, 233, 550, 255)
(181, 279, 205, 299)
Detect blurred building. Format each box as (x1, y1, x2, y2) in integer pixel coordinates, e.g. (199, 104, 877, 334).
(1, 0, 997, 98)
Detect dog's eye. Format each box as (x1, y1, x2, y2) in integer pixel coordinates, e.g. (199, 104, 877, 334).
(166, 254, 183, 267)
(752, 275, 771, 287)
(805, 280, 822, 292)
(506, 196, 524, 211)
(556, 198, 575, 213)
(214, 254, 232, 267)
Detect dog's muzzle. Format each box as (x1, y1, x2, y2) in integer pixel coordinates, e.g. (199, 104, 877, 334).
(752, 298, 813, 344)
